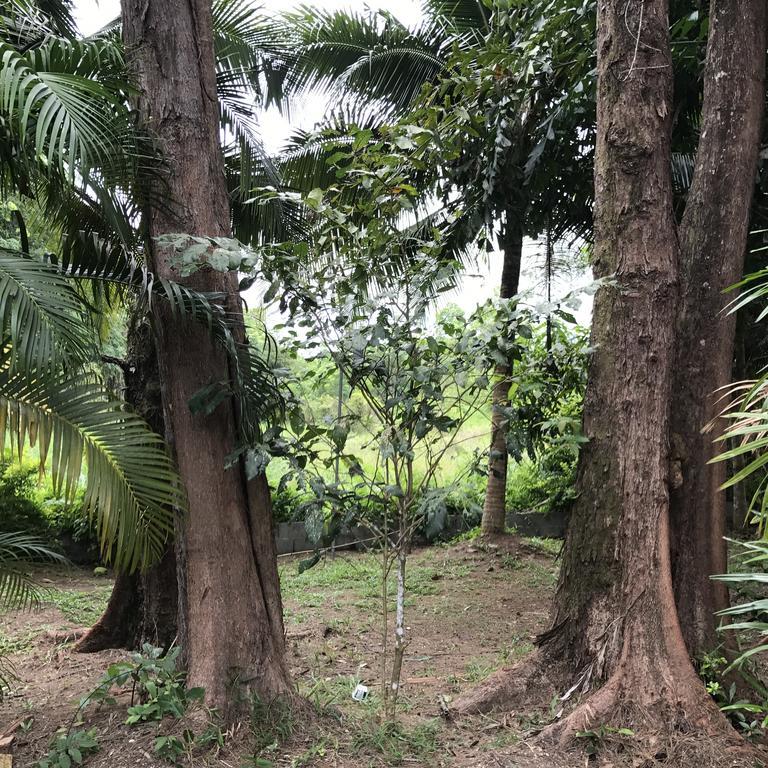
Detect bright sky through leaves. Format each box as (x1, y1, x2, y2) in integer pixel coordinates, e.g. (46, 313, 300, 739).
(72, 0, 594, 321)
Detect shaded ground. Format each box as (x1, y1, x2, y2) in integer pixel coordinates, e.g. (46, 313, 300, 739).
(1, 536, 758, 767)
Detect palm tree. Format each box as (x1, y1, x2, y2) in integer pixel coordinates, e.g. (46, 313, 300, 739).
(275, 0, 595, 534)
(0, 0, 288, 582)
(7, 0, 302, 654)
(0, 1, 185, 570)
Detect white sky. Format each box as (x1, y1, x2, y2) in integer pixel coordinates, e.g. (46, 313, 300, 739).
(72, 1, 594, 323)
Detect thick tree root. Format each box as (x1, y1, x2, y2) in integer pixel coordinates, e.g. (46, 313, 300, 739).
(452, 655, 767, 767)
(74, 621, 133, 654)
(450, 651, 556, 716)
(74, 571, 140, 653)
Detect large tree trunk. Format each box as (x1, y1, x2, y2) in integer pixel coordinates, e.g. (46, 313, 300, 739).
(122, 0, 291, 713)
(670, 0, 766, 658)
(456, 0, 737, 749)
(537, 0, 713, 734)
(76, 314, 178, 653)
(481, 219, 523, 535)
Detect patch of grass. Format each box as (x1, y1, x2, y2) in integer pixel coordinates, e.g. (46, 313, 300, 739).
(46, 586, 112, 625)
(500, 554, 523, 570)
(486, 727, 519, 750)
(464, 659, 495, 682)
(281, 555, 380, 600)
(523, 562, 558, 589)
(351, 719, 439, 765)
(250, 694, 295, 757)
(498, 638, 534, 664)
(523, 536, 561, 557)
(450, 526, 482, 544)
(0, 629, 37, 655)
(404, 567, 442, 597)
(291, 738, 332, 767)
(302, 673, 371, 713)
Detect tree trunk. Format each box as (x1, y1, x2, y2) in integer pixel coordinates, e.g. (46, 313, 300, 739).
(670, 0, 766, 658)
(75, 568, 142, 652)
(540, 0, 698, 719)
(481, 219, 523, 535)
(456, 1, 737, 749)
(76, 313, 178, 653)
(122, 0, 291, 714)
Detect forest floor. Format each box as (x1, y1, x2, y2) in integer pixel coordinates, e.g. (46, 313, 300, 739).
(0, 535, 762, 768)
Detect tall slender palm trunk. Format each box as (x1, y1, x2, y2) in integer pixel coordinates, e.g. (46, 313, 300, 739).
(481, 219, 524, 535)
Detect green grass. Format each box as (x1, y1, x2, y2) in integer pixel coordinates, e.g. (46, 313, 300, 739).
(498, 639, 535, 664)
(0, 629, 37, 655)
(523, 562, 558, 589)
(266, 387, 490, 494)
(351, 718, 440, 765)
(464, 659, 495, 682)
(500, 553, 524, 570)
(523, 536, 562, 556)
(46, 586, 113, 625)
(280, 554, 468, 613)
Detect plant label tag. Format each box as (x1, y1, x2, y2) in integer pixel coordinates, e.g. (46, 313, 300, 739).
(351, 683, 369, 701)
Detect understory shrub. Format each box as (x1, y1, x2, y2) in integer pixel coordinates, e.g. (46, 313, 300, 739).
(698, 651, 768, 739)
(43, 492, 99, 562)
(0, 456, 99, 561)
(36, 645, 224, 768)
(0, 459, 48, 535)
(506, 451, 578, 515)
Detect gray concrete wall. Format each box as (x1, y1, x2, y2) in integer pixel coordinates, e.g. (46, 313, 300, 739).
(274, 508, 566, 556)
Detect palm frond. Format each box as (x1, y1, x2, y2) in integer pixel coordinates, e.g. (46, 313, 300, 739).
(150, 275, 285, 443)
(212, 0, 291, 110)
(277, 126, 353, 192)
(0, 248, 94, 371)
(0, 530, 67, 699)
(0, 531, 65, 611)
(0, 0, 77, 50)
(0, 35, 132, 178)
(281, 6, 447, 121)
(421, 0, 490, 34)
(0, 368, 182, 572)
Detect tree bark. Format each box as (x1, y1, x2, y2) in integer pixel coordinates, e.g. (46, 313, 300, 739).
(76, 313, 178, 653)
(456, 1, 736, 747)
(122, 0, 291, 714)
(75, 567, 142, 652)
(670, 0, 766, 658)
(481, 219, 523, 535)
(540, 0, 694, 712)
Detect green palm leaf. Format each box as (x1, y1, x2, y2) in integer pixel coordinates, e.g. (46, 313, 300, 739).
(0, 35, 131, 177)
(0, 368, 182, 572)
(0, 531, 65, 611)
(0, 530, 66, 699)
(0, 248, 94, 372)
(421, 0, 490, 33)
(281, 6, 447, 122)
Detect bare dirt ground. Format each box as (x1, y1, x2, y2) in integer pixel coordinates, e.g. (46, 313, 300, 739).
(1, 536, 763, 768)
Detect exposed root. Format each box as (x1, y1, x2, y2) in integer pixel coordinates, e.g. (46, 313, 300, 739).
(450, 651, 555, 716)
(74, 621, 132, 653)
(43, 628, 87, 645)
(535, 672, 763, 768)
(451, 654, 767, 767)
(74, 571, 140, 653)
